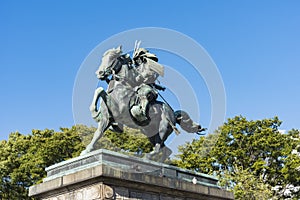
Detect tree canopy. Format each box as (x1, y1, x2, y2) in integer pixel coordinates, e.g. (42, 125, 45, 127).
(0, 125, 152, 200)
(1, 117, 299, 199)
(172, 116, 300, 199)
(0, 126, 85, 199)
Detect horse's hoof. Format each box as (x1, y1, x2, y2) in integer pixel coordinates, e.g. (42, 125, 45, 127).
(91, 110, 101, 119)
(80, 149, 90, 156)
(145, 153, 152, 160)
(196, 127, 207, 135)
(146, 152, 156, 160)
(89, 104, 96, 112)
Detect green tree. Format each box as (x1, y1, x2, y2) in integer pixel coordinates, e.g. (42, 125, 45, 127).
(0, 125, 152, 199)
(78, 125, 153, 155)
(219, 166, 273, 199)
(172, 116, 300, 199)
(276, 129, 300, 199)
(97, 127, 153, 155)
(172, 133, 218, 174)
(0, 126, 85, 200)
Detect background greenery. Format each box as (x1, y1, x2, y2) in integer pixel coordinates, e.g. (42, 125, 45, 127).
(0, 116, 299, 199)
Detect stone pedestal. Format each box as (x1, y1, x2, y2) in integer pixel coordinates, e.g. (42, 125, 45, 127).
(29, 149, 234, 200)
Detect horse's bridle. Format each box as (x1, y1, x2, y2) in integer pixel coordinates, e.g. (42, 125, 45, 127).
(102, 54, 132, 83)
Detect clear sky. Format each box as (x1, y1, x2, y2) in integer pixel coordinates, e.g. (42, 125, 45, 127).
(1, 1, 300, 141)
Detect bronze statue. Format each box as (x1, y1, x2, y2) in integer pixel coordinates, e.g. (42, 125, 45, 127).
(81, 43, 205, 161)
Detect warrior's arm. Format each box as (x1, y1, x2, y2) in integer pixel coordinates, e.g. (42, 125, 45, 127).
(131, 66, 148, 85)
(134, 64, 159, 85)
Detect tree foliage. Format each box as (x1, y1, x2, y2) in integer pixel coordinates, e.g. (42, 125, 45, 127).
(1, 117, 299, 199)
(0, 125, 152, 199)
(0, 126, 85, 199)
(92, 127, 153, 155)
(276, 129, 300, 199)
(172, 116, 300, 199)
(219, 166, 273, 199)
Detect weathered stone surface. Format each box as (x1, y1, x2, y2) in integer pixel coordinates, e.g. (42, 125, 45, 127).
(43, 149, 218, 186)
(29, 149, 234, 200)
(41, 183, 113, 200)
(29, 177, 62, 196)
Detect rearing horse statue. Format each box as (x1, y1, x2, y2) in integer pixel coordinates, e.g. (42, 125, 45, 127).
(80, 46, 205, 161)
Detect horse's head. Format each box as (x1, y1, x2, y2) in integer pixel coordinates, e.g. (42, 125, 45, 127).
(96, 45, 123, 80)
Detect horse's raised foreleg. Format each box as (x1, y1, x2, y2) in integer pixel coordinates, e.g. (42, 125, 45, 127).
(90, 87, 107, 121)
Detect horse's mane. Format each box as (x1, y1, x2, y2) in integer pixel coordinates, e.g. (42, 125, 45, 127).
(103, 47, 122, 61)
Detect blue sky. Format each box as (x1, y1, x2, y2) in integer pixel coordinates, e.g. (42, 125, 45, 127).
(1, 1, 300, 141)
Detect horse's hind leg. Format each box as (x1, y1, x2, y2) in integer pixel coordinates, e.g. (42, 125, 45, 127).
(158, 109, 174, 161)
(80, 113, 110, 155)
(160, 146, 172, 162)
(146, 134, 162, 160)
(146, 136, 172, 162)
(146, 116, 173, 161)
(159, 121, 173, 162)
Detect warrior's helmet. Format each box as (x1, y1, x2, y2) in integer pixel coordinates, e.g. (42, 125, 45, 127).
(133, 41, 158, 65)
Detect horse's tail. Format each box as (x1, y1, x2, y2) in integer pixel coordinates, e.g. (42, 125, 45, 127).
(174, 110, 206, 135)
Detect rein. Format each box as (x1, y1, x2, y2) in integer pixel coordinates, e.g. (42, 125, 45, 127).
(109, 55, 134, 86)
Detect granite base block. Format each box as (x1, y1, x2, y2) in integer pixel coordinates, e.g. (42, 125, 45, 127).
(29, 149, 234, 200)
